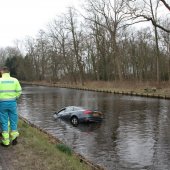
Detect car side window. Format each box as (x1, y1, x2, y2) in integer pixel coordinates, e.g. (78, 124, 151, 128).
(66, 107, 74, 112)
(73, 107, 83, 111)
(73, 107, 79, 111)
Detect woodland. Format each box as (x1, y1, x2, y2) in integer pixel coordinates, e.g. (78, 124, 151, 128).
(0, 0, 169, 85)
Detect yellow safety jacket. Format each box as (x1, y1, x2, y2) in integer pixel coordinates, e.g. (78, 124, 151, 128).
(0, 73, 22, 101)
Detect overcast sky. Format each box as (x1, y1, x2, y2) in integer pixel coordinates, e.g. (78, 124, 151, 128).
(0, 0, 169, 48)
(0, 0, 81, 48)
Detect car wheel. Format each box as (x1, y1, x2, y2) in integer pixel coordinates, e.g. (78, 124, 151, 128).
(70, 116, 79, 126)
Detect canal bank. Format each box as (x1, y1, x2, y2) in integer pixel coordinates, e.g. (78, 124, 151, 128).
(21, 81, 170, 100)
(0, 117, 104, 170)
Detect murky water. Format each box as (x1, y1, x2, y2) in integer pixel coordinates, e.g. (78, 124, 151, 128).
(18, 85, 170, 170)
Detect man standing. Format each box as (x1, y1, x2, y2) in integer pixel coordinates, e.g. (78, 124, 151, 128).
(0, 66, 22, 146)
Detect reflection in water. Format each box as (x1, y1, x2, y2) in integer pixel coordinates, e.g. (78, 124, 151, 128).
(18, 85, 170, 170)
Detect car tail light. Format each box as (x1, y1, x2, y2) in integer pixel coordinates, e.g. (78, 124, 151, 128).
(83, 110, 92, 114)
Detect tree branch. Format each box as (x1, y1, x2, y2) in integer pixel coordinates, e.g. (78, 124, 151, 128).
(139, 14, 170, 33)
(160, 0, 170, 11)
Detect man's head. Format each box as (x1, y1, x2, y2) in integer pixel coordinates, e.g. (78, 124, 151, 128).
(0, 66, 10, 74)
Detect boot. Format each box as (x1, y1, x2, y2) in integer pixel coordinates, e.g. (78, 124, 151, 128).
(12, 137, 18, 145)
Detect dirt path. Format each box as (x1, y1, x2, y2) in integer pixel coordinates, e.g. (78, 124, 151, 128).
(0, 144, 16, 170)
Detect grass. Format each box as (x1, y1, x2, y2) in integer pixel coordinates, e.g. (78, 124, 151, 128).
(56, 143, 72, 156)
(2, 119, 95, 170)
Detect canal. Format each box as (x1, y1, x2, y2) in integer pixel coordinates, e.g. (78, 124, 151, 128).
(18, 85, 170, 170)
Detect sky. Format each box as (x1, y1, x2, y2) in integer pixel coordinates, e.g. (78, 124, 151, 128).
(0, 0, 81, 48)
(0, 0, 169, 48)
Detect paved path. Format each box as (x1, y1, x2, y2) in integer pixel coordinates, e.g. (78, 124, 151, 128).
(0, 142, 14, 170)
(0, 146, 7, 170)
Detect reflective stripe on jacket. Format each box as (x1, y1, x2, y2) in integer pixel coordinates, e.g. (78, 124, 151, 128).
(0, 73, 22, 101)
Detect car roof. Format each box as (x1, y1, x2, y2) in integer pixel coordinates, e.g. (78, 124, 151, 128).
(65, 106, 84, 109)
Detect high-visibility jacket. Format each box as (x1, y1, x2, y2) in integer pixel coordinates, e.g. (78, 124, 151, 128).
(0, 73, 22, 101)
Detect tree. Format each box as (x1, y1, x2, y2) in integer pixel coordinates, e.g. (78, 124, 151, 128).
(66, 8, 86, 85)
(126, 0, 170, 33)
(83, 0, 133, 81)
(126, 0, 169, 81)
(47, 16, 77, 83)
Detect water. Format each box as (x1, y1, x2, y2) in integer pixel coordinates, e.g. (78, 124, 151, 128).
(18, 85, 170, 170)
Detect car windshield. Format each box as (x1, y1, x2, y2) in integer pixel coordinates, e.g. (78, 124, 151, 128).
(58, 108, 66, 113)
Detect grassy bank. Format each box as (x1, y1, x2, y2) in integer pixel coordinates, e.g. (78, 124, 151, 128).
(22, 80, 170, 99)
(1, 119, 99, 170)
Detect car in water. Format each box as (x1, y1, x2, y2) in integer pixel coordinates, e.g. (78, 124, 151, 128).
(53, 106, 104, 126)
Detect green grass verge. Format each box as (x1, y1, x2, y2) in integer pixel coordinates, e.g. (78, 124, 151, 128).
(10, 119, 94, 170)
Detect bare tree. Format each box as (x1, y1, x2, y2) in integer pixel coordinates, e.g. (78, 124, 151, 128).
(126, 0, 168, 82)
(83, 0, 133, 81)
(66, 8, 85, 85)
(126, 0, 170, 33)
(24, 37, 40, 80)
(160, 20, 170, 80)
(0, 48, 7, 66)
(160, 0, 170, 11)
(47, 16, 78, 83)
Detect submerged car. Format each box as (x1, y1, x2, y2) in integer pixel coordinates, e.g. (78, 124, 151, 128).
(53, 106, 104, 126)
